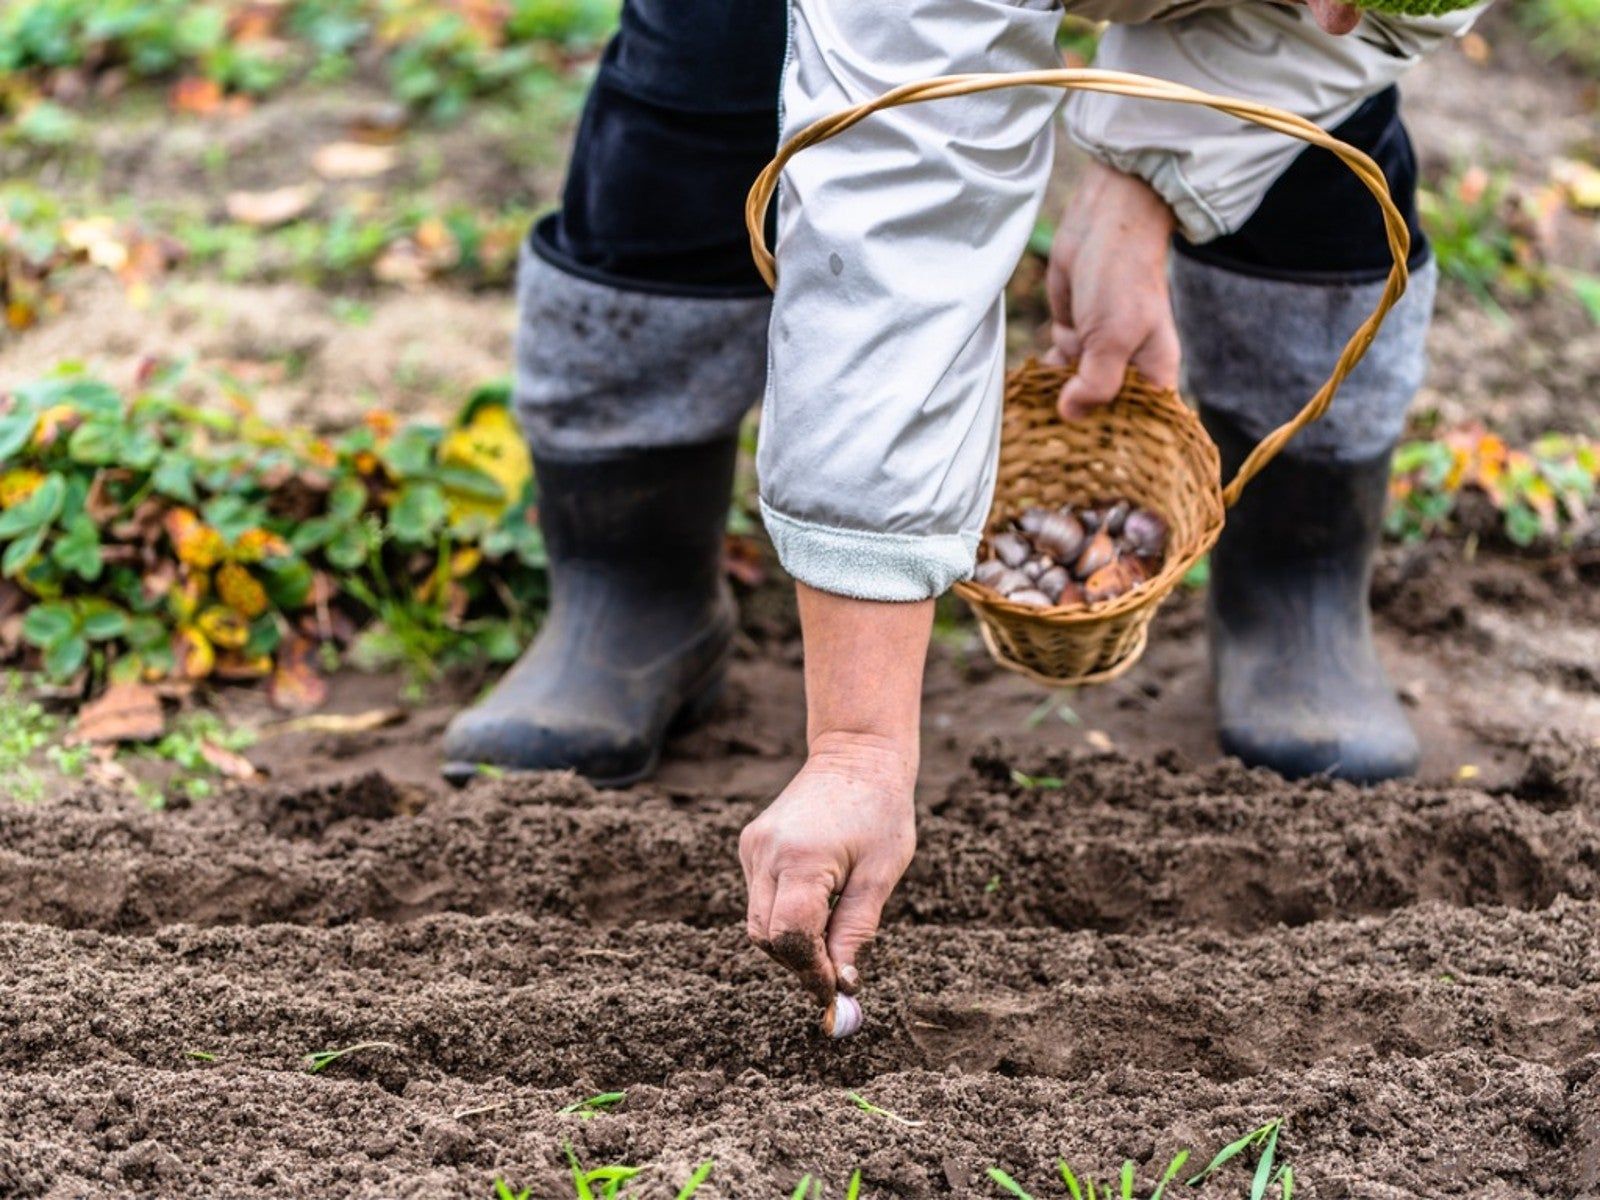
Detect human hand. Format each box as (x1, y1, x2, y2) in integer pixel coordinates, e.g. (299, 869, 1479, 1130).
(739, 733, 916, 1009)
(1044, 160, 1180, 420)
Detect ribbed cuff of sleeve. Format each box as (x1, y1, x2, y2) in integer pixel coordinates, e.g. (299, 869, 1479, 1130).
(760, 500, 979, 603)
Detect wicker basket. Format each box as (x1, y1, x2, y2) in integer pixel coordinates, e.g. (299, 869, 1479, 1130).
(747, 69, 1412, 686)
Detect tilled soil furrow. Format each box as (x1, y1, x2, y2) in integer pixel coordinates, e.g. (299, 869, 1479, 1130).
(3, 903, 1598, 1088)
(1, 760, 1597, 935)
(0, 1051, 1576, 1198)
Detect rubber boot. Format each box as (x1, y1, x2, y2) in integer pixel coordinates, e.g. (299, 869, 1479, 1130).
(441, 437, 738, 787)
(1203, 410, 1418, 783)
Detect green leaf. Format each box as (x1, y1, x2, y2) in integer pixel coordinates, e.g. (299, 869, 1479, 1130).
(328, 477, 367, 522)
(81, 607, 129, 642)
(1120, 1162, 1134, 1200)
(1250, 1122, 1280, 1200)
(261, 558, 314, 610)
(290, 516, 338, 553)
(1057, 1162, 1085, 1200)
(675, 1161, 715, 1200)
(43, 633, 88, 680)
(0, 413, 35, 462)
(1148, 1151, 1187, 1200)
(66, 420, 121, 466)
(152, 454, 198, 504)
(51, 514, 103, 581)
(126, 616, 168, 651)
(844, 1169, 861, 1200)
(21, 602, 76, 648)
(379, 426, 439, 479)
(789, 1175, 815, 1200)
(434, 462, 506, 501)
(2, 525, 48, 577)
(986, 1168, 1034, 1200)
(388, 482, 447, 543)
(326, 524, 370, 571)
(0, 472, 66, 537)
(1189, 1123, 1272, 1186)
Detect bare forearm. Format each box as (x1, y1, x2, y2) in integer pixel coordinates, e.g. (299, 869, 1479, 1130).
(796, 583, 931, 774)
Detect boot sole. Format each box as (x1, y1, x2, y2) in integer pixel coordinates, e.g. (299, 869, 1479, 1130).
(439, 670, 728, 791)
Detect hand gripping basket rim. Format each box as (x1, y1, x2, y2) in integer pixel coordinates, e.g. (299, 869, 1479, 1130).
(745, 68, 1411, 686)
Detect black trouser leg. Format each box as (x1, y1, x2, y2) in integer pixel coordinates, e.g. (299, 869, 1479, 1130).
(445, 2, 788, 784)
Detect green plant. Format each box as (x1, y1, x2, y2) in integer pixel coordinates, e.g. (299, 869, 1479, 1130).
(988, 1120, 1292, 1199)
(1520, 0, 1600, 75)
(1010, 769, 1067, 791)
(556, 1091, 625, 1120)
(0, 363, 548, 693)
(0, 670, 59, 801)
(1420, 166, 1549, 317)
(305, 1040, 401, 1073)
(846, 1091, 925, 1128)
(1387, 425, 1599, 547)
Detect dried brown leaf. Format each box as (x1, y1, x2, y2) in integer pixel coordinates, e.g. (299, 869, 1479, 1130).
(72, 682, 165, 745)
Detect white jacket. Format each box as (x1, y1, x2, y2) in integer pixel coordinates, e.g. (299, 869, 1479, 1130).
(756, 0, 1487, 602)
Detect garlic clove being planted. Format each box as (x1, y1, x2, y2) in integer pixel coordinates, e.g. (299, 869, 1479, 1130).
(824, 993, 863, 1039)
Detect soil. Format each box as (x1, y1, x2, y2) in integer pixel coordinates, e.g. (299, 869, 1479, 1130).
(4, 10, 1600, 1199)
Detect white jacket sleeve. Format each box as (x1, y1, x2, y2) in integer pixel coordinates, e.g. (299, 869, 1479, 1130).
(758, 0, 1066, 602)
(1062, 4, 1491, 243)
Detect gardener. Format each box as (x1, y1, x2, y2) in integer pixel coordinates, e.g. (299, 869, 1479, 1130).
(445, 0, 1488, 1002)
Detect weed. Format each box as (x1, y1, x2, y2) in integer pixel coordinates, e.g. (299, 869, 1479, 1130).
(305, 1040, 401, 1073)
(988, 1119, 1291, 1199)
(846, 1090, 925, 1128)
(1010, 769, 1067, 791)
(556, 1091, 625, 1120)
(0, 671, 58, 801)
(184, 1049, 217, 1062)
(1420, 165, 1548, 318)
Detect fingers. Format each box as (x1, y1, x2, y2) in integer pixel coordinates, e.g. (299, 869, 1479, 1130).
(764, 868, 838, 1006)
(1131, 320, 1182, 393)
(1058, 339, 1133, 421)
(825, 874, 891, 995)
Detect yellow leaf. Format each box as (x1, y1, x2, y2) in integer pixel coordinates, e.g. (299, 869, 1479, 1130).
(233, 528, 291, 564)
(196, 605, 251, 651)
(1553, 158, 1600, 212)
(216, 562, 270, 618)
(174, 628, 216, 679)
(29, 404, 79, 449)
(165, 509, 226, 569)
(439, 400, 532, 524)
(0, 469, 45, 508)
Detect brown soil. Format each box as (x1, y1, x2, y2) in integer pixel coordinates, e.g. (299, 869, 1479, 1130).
(4, 12, 1600, 1198)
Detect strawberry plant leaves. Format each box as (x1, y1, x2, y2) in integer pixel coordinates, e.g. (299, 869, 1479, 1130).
(21, 601, 74, 648)
(51, 513, 103, 581)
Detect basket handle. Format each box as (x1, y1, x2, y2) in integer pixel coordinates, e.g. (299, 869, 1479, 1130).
(745, 69, 1411, 508)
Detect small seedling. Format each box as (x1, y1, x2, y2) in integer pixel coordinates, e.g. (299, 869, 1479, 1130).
(1187, 1119, 1293, 1200)
(557, 1091, 625, 1120)
(988, 1121, 1290, 1199)
(846, 1091, 925, 1128)
(184, 1050, 217, 1062)
(675, 1161, 716, 1199)
(495, 1181, 532, 1200)
(304, 1040, 401, 1073)
(1026, 695, 1082, 729)
(564, 1143, 642, 1200)
(1010, 769, 1066, 791)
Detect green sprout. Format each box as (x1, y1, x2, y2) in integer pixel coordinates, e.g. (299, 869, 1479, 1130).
(846, 1091, 925, 1128)
(304, 1040, 401, 1073)
(1010, 769, 1067, 791)
(557, 1091, 626, 1120)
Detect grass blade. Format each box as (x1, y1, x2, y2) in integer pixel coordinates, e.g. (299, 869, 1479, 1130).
(1149, 1150, 1188, 1200)
(1250, 1122, 1281, 1200)
(1119, 1161, 1134, 1200)
(675, 1161, 714, 1199)
(986, 1167, 1035, 1199)
(790, 1173, 813, 1200)
(1057, 1161, 1084, 1200)
(845, 1169, 862, 1200)
(1187, 1121, 1271, 1185)
(1277, 1165, 1294, 1199)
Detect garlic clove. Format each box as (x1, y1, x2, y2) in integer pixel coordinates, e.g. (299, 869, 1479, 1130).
(1007, 588, 1052, 608)
(1073, 529, 1117, 580)
(991, 531, 1030, 568)
(973, 558, 1009, 588)
(1102, 500, 1131, 537)
(1032, 511, 1085, 564)
(993, 568, 1034, 596)
(1036, 565, 1071, 603)
(1122, 508, 1168, 559)
(824, 993, 863, 1039)
(1017, 506, 1053, 537)
(1084, 559, 1143, 604)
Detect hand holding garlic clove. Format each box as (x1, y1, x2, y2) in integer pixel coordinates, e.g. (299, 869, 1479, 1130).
(971, 498, 1168, 610)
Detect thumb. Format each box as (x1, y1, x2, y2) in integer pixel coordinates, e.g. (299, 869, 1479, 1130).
(1058, 338, 1131, 421)
(825, 875, 891, 994)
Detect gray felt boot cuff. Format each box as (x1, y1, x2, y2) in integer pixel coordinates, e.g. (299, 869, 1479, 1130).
(514, 242, 771, 458)
(1172, 254, 1438, 464)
